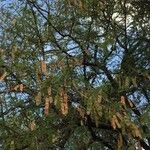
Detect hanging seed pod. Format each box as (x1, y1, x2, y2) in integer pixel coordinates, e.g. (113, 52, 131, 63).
(30, 120, 36, 131)
(14, 84, 20, 91)
(111, 116, 116, 130)
(120, 96, 126, 107)
(35, 92, 41, 106)
(44, 97, 50, 116)
(60, 87, 68, 116)
(111, 115, 121, 129)
(19, 84, 24, 92)
(41, 61, 47, 75)
(47, 87, 52, 96)
(0, 71, 7, 81)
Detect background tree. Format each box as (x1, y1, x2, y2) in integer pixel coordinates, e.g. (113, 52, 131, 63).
(0, 0, 150, 149)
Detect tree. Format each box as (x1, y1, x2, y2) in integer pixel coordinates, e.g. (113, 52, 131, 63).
(0, 0, 150, 149)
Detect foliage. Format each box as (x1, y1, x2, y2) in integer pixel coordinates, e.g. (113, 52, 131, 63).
(0, 0, 150, 149)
